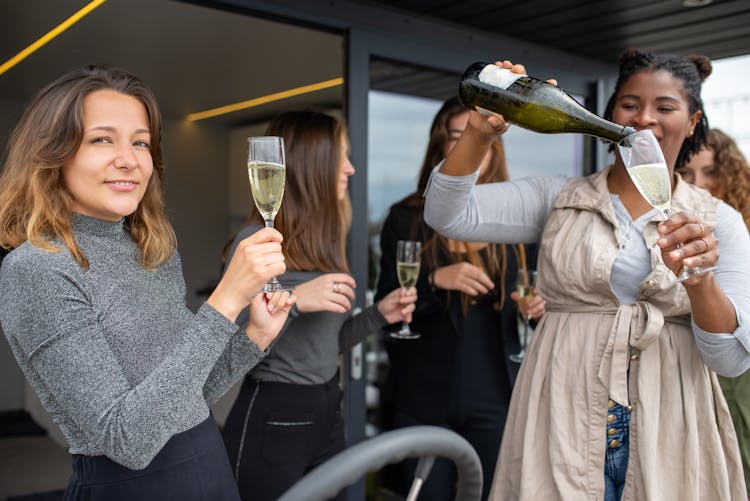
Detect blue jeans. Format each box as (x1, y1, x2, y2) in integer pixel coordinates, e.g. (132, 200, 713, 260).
(604, 401, 630, 501)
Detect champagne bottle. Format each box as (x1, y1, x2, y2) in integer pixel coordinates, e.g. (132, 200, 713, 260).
(458, 62, 635, 143)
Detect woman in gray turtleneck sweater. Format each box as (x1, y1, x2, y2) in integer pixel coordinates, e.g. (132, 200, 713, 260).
(0, 65, 294, 500)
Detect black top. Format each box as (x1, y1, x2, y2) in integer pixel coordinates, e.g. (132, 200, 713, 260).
(375, 199, 537, 426)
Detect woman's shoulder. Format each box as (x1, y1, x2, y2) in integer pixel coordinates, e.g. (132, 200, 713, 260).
(2, 241, 77, 274)
(0, 241, 84, 303)
(716, 200, 746, 232)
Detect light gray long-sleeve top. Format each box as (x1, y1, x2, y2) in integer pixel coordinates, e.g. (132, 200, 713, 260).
(424, 168, 750, 377)
(0, 214, 265, 469)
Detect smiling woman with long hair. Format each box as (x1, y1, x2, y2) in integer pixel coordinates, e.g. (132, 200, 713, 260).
(0, 64, 293, 500)
(220, 110, 416, 501)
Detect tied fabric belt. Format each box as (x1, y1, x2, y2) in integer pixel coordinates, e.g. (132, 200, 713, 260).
(546, 303, 690, 407)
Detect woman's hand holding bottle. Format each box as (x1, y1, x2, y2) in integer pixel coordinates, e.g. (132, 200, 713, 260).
(442, 59, 527, 177)
(208, 227, 287, 323)
(465, 60, 523, 138)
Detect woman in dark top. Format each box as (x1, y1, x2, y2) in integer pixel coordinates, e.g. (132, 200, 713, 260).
(375, 97, 545, 501)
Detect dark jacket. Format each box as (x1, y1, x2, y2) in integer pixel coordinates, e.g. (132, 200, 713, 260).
(375, 199, 536, 425)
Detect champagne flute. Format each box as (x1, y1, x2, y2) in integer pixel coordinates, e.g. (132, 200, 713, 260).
(509, 268, 536, 363)
(247, 136, 291, 292)
(392, 240, 421, 340)
(617, 129, 716, 282)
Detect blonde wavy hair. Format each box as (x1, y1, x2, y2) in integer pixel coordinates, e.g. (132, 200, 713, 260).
(0, 64, 176, 269)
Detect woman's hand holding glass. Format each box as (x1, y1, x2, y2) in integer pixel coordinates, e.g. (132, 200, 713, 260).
(509, 269, 540, 363)
(657, 211, 719, 286)
(246, 290, 296, 350)
(207, 227, 286, 323)
(293, 273, 357, 314)
(511, 288, 546, 321)
(377, 287, 418, 325)
(617, 129, 716, 283)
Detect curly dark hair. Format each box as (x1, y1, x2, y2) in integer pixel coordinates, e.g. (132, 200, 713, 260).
(604, 48, 712, 169)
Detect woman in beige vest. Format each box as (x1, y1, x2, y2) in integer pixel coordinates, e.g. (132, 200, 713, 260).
(424, 50, 750, 500)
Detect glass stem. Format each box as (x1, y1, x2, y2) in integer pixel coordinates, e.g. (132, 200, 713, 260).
(263, 217, 281, 290)
(521, 319, 528, 351)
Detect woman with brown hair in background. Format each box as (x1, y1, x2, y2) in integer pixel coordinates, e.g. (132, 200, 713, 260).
(376, 97, 545, 501)
(679, 128, 750, 498)
(221, 110, 417, 501)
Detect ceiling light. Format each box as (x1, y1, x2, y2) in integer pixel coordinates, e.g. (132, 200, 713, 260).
(682, 0, 712, 7)
(186, 77, 344, 122)
(0, 0, 107, 77)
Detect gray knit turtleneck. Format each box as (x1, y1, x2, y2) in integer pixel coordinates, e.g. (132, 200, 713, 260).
(0, 214, 265, 469)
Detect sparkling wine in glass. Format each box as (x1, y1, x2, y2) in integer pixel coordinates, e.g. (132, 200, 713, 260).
(247, 136, 291, 292)
(509, 268, 536, 363)
(392, 240, 420, 340)
(617, 129, 715, 283)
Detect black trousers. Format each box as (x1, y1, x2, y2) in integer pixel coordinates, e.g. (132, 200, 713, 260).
(393, 411, 503, 501)
(63, 416, 240, 501)
(222, 377, 346, 501)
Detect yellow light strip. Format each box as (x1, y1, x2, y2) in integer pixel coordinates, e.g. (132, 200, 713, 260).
(0, 0, 108, 77)
(186, 77, 345, 122)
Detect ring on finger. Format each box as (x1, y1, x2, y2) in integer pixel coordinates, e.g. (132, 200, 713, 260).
(698, 223, 705, 237)
(699, 237, 710, 253)
(333, 282, 340, 293)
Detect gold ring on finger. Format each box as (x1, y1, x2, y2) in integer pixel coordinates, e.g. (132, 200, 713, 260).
(700, 238, 710, 253)
(698, 223, 705, 237)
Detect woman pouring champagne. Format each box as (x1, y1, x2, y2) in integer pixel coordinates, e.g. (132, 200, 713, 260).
(424, 51, 750, 500)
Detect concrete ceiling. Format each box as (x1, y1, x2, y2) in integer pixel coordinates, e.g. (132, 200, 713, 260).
(368, 0, 750, 63)
(3, 0, 747, 129)
(0, 0, 345, 126)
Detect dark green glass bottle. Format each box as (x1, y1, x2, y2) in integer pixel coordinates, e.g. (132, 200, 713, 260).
(459, 62, 635, 142)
